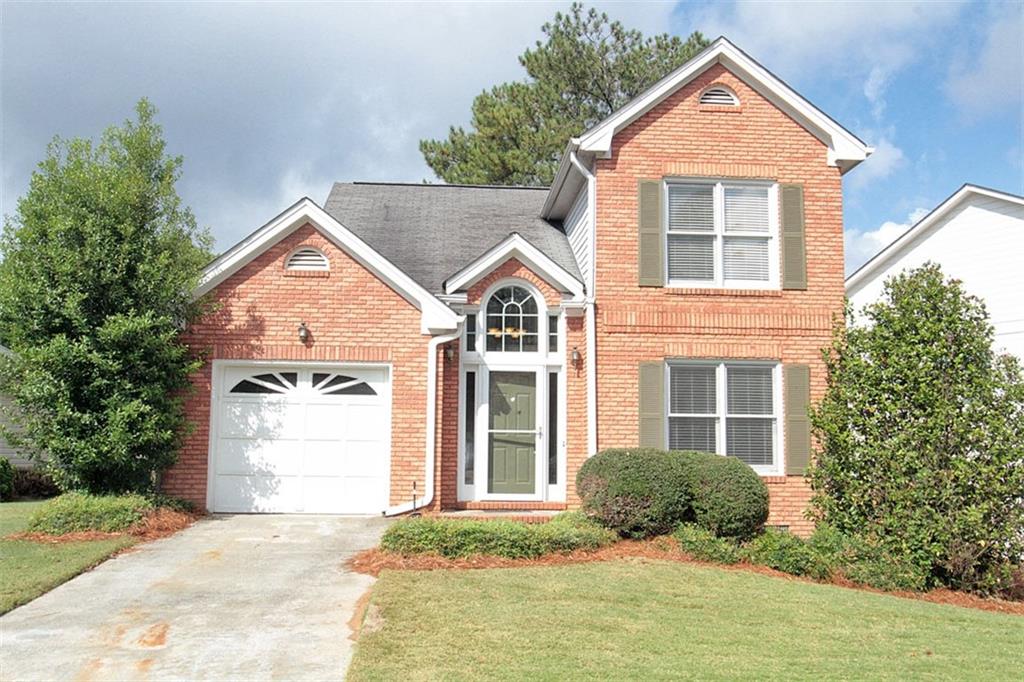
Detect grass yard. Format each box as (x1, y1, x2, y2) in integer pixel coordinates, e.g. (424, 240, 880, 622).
(349, 560, 1024, 681)
(0, 501, 135, 614)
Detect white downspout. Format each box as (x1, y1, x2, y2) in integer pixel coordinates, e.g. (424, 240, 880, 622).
(384, 319, 464, 516)
(569, 150, 598, 457)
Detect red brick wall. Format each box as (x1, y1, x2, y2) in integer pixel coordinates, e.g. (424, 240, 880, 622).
(591, 63, 845, 535)
(164, 223, 436, 510)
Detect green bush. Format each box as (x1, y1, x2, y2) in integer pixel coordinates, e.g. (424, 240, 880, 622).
(805, 524, 929, 591)
(741, 528, 831, 580)
(0, 459, 14, 501)
(576, 448, 695, 538)
(379, 513, 615, 559)
(810, 264, 1024, 595)
(682, 453, 769, 540)
(674, 524, 741, 564)
(26, 492, 155, 534)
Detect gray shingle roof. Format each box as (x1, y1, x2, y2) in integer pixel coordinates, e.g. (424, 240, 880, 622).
(323, 183, 581, 294)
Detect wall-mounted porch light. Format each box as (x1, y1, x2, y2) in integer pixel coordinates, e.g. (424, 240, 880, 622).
(571, 346, 582, 369)
(297, 322, 310, 344)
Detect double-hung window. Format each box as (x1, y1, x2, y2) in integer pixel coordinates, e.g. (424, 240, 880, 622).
(665, 180, 778, 288)
(667, 362, 781, 474)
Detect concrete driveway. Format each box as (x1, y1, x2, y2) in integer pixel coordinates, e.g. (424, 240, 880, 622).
(0, 515, 389, 681)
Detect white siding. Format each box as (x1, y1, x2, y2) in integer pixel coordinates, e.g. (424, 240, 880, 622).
(564, 187, 592, 291)
(0, 395, 33, 469)
(848, 194, 1024, 359)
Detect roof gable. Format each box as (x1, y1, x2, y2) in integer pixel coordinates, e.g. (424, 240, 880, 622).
(195, 198, 461, 334)
(846, 184, 1024, 295)
(443, 233, 585, 298)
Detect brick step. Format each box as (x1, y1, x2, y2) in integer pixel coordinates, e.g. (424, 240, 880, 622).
(430, 509, 559, 524)
(449, 501, 568, 511)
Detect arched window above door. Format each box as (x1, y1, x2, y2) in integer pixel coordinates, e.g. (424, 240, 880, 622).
(484, 285, 540, 353)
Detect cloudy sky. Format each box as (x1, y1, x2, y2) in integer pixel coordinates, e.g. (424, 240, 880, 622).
(2, 1, 1021, 273)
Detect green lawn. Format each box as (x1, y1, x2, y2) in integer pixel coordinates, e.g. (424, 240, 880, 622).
(349, 560, 1024, 681)
(0, 500, 135, 614)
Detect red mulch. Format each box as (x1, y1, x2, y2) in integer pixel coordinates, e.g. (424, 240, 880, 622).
(6, 508, 199, 545)
(347, 537, 1024, 617)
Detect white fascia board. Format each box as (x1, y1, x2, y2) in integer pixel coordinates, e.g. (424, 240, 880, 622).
(541, 140, 580, 219)
(845, 184, 1024, 296)
(443, 233, 585, 298)
(576, 37, 872, 172)
(194, 197, 460, 334)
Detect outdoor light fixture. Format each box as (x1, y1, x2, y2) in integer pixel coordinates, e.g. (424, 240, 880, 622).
(571, 346, 582, 368)
(445, 345, 455, 361)
(297, 322, 310, 344)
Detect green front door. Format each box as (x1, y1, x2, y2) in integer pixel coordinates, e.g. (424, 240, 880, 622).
(488, 371, 537, 494)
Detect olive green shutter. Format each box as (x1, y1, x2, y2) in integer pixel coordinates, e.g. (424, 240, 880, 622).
(784, 364, 811, 475)
(638, 179, 664, 287)
(638, 362, 665, 449)
(781, 184, 807, 290)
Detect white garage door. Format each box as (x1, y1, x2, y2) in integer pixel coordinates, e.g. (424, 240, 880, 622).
(210, 364, 390, 514)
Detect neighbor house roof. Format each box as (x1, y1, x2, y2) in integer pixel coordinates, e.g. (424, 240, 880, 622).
(845, 184, 1024, 295)
(323, 182, 582, 294)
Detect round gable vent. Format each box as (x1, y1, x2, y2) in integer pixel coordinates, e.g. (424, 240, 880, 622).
(699, 86, 739, 106)
(286, 247, 329, 271)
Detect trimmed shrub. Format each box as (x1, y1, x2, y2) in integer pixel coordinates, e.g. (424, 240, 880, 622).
(379, 513, 615, 559)
(0, 459, 13, 501)
(576, 448, 695, 538)
(26, 492, 155, 534)
(674, 524, 741, 564)
(741, 527, 831, 580)
(11, 467, 60, 499)
(682, 453, 769, 540)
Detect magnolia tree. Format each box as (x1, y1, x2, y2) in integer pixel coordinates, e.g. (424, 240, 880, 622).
(809, 263, 1024, 594)
(0, 100, 212, 494)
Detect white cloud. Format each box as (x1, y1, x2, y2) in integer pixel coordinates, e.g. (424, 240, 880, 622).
(847, 133, 906, 190)
(845, 206, 929, 273)
(944, 5, 1024, 120)
(863, 65, 891, 120)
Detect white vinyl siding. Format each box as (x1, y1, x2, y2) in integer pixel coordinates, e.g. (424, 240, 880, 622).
(666, 361, 782, 475)
(665, 180, 779, 289)
(564, 187, 592, 291)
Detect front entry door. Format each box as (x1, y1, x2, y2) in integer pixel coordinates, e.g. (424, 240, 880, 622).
(487, 371, 537, 494)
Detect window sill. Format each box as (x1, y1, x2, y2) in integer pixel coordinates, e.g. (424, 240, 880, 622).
(664, 287, 782, 297)
(283, 270, 330, 278)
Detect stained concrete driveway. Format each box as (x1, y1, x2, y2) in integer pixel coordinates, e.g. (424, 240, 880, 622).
(0, 515, 389, 681)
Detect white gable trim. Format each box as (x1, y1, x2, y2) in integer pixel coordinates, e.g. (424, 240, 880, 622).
(194, 197, 460, 334)
(579, 37, 871, 166)
(443, 233, 585, 299)
(846, 184, 1024, 296)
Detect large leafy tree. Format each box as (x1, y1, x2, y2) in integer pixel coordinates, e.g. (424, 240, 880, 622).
(0, 100, 212, 494)
(810, 264, 1024, 594)
(420, 3, 708, 185)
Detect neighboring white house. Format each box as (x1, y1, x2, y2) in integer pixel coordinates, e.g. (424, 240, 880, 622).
(846, 184, 1024, 359)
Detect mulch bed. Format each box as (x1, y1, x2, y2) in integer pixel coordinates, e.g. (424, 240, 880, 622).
(6, 508, 198, 544)
(347, 538, 1024, 617)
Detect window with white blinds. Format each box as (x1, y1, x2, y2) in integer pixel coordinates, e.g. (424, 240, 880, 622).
(667, 362, 780, 473)
(665, 181, 777, 288)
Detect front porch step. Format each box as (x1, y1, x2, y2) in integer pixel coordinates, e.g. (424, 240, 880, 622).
(431, 509, 560, 524)
(450, 501, 568, 511)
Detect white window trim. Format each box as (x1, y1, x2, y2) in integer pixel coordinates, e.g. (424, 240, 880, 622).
(462, 278, 565, 366)
(663, 178, 780, 290)
(664, 360, 783, 476)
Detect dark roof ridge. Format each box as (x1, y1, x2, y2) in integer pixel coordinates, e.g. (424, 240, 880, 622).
(343, 181, 550, 191)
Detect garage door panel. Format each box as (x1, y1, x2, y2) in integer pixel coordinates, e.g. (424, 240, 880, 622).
(213, 475, 303, 513)
(216, 439, 302, 477)
(212, 365, 390, 514)
(346, 404, 389, 440)
(304, 403, 348, 440)
(221, 402, 305, 440)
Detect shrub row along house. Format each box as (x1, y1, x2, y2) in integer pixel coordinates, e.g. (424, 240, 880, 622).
(163, 38, 873, 532)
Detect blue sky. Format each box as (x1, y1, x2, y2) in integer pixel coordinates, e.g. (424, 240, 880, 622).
(2, 1, 1021, 273)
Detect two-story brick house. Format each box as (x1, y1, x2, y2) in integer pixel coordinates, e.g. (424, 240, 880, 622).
(164, 38, 872, 532)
